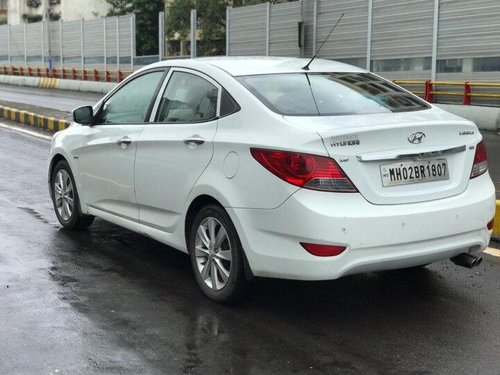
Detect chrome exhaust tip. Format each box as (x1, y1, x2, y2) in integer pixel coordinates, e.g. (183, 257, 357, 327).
(450, 253, 483, 269)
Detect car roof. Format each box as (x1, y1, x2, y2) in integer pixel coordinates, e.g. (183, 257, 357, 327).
(146, 56, 367, 77)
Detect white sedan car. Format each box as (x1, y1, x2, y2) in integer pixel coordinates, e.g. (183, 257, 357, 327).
(48, 57, 495, 302)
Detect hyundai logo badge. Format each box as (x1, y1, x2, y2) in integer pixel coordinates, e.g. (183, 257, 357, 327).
(408, 132, 426, 144)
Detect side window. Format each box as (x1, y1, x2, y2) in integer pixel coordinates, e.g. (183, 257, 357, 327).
(156, 71, 218, 123)
(95, 71, 164, 125)
(220, 89, 240, 117)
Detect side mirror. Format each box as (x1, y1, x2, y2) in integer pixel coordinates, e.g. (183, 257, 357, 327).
(73, 106, 93, 125)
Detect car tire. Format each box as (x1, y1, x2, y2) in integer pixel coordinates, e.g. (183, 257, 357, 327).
(51, 160, 94, 230)
(189, 204, 247, 303)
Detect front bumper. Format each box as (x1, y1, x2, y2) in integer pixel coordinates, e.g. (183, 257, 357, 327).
(227, 173, 495, 280)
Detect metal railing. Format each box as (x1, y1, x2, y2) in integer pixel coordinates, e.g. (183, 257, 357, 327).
(1, 65, 132, 82)
(2, 65, 500, 105)
(394, 80, 500, 106)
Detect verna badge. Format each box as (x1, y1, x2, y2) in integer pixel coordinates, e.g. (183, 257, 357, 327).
(408, 132, 426, 144)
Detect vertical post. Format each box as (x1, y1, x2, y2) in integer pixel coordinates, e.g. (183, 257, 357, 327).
(130, 13, 135, 70)
(424, 80, 434, 103)
(7, 24, 11, 66)
(24, 22, 27, 67)
(190, 9, 197, 58)
(103, 18, 107, 73)
(59, 19, 63, 70)
(463, 82, 471, 105)
(312, 0, 317, 56)
(431, 0, 440, 81)
(226, 6, 231, 56)
(41, 21, 45, 66)
(265, 2, 270, 56)
(366, 0, 373, 71)
(80, 19, 84, 72)
(44, 0, 52, 70)
(116, 16, 120, 71)
(158, 12, 164, 62)
(299, 22, 305, 58)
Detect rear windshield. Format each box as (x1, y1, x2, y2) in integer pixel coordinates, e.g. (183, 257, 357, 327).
(237, 72, 429, 116)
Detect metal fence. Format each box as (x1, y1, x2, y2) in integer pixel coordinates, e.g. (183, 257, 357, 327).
(226, 2, 302, 57)
(0, 14, 136, 71)
(226, 0, 500, 82)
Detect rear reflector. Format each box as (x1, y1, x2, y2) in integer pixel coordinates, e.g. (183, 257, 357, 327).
(300, 243, 347, 257)
(250, 148, 357, 192)
(487, 218, 494, 230)
(470, 141, 488, 179)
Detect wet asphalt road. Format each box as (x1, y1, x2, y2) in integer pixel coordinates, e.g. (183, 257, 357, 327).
(0, 124, 499, 375)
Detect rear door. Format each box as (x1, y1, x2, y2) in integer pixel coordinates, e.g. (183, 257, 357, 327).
(134, 68, 220, 232)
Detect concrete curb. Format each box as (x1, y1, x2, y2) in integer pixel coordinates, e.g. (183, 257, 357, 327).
(436, 104, 500, 131)
(483, 247, 500, 266)
(0, 105, 69, 132)
(0, 74, 116, 94)
(492, 201, 500, 237)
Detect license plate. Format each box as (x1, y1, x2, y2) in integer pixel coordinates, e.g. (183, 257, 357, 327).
(380, 159, 449, 187)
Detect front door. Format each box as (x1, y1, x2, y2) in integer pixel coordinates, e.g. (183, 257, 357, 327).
(74, 70, 166, 221)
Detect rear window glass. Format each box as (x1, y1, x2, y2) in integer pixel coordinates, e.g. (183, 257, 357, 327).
(238, 72, 429, 116)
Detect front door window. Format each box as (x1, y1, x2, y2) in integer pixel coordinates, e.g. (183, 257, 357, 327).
(95, 71, 165, 125)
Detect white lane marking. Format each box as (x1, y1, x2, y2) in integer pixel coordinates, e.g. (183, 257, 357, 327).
(0, 121, 52, 141)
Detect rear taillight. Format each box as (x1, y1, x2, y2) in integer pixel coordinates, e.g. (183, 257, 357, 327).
(470, 141, 488, 179)
(250, 148, 357, 192)
(301, 243, 347, 257)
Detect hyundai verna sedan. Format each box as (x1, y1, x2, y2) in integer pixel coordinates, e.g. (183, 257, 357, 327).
(48, 57, 495, 302)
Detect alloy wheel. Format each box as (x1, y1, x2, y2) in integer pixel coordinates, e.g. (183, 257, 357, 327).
(54, 169, 74, 221)
(194, 217, 232, 291)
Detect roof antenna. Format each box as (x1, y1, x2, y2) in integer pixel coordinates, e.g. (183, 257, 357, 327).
(302, 12, 345, 71)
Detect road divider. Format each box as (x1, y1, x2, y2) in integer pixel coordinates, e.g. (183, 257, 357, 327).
(0, 74, 116, 94)
(39, 77, 59, 89)
(492, 200, 500, 238)
(0, 104, 69, 132)
(436, 104, 500, 131)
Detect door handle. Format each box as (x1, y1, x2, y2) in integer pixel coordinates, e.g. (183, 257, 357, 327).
(183, 137, 205, 146)
(116, 137, 132, 146)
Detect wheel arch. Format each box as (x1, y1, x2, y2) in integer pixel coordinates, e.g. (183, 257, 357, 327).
(48, 153, 69, 191)
(184, 194, 254, 280)
(184, 195, 224, 248)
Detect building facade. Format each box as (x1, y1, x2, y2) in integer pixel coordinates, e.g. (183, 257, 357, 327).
(0, 0, 7, 25)
(7, 0, 109, 25)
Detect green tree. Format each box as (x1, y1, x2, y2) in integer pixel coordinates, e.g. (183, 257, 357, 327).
(166, 0, 226, 56)
(166, 0, 291, 56)
(106, 0, 164, 56)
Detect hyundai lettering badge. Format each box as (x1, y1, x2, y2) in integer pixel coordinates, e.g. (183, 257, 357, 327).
(408, 132, 426, 144)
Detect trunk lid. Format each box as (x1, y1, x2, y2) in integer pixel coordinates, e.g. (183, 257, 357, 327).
(283, 107, 481, 205)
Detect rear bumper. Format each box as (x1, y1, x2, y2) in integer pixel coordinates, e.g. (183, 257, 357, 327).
(227, 173, 495, 280)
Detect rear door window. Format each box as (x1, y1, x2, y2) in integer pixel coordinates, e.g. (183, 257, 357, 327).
(155, 71, 219, 123)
